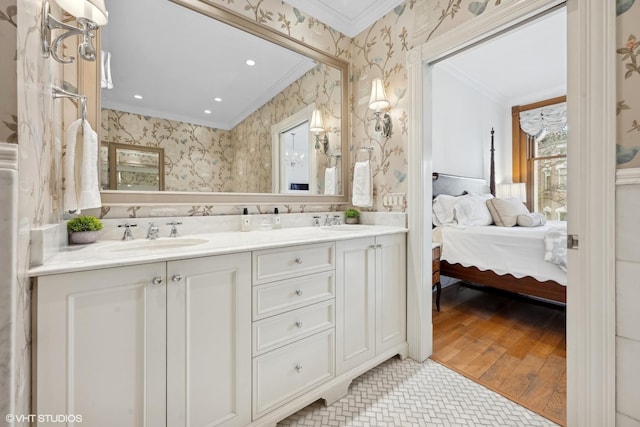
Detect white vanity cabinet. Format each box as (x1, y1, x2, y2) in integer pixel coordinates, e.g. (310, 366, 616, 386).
(34, 252, 251, 427)
(335, 233, 406, 375)
(33, 228, 408, 427)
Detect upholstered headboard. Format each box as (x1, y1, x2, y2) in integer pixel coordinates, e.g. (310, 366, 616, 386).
(432, 173, 491, 197)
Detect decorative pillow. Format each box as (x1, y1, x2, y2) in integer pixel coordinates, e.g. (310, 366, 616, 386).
(432, 194, 460, 226)
(454, 194, 494, 226)
(517, 212, 547, 227)
(486, 198, 529, 227)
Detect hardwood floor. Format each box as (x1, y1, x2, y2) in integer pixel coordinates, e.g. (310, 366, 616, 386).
(431, 282, 566, 426)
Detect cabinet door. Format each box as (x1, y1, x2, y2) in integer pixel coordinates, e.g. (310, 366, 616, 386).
(375, 234, 407, 355)
(166, 253, 251, 427)
(335, 237, 376, 375)
(35, 263, 167, 427)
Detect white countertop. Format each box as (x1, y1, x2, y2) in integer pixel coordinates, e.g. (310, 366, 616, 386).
(29, 225, 407, 277)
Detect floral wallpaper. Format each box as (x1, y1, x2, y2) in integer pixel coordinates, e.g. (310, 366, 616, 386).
(0, 1, 17, 144)
(101, 109, 234, 192)
(616, 0, 640, 168)
(230, 62, 342, 193)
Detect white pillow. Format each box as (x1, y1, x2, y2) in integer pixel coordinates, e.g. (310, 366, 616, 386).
(454, 194, 494, 226)
(517, 212, 547, 227)
(486, 197, 529, 227)
(432, 195, 460, 226)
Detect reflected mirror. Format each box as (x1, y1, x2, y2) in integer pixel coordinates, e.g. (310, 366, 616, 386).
(95, 0, 348, 204)
(105, 143, 165, 191)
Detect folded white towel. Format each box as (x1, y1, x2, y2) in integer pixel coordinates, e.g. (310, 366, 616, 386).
(64, 118, 83, 212)
(77, 120, 102, 211)
(100, 50, 107, 89)
(324, 166, 336, 195)
(105, 51, 113, 89)
(352, 160, 372, 207)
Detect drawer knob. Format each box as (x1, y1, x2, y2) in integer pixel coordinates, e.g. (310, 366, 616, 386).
(295, 364, 303, 373)
(152, 276, 164, 285)
(295, 321, 303, 328)
(369, 244, 377, 249)
(295, 289, 303, 297)
(172, 274, 182, 282)
(295, 257, 303, 264)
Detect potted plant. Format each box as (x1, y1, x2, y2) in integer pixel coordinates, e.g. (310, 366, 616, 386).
(344, 208, 360, 224)
(67, 215, 103, 244)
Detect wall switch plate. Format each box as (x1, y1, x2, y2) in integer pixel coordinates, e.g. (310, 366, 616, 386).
(382, 193, 406, 210)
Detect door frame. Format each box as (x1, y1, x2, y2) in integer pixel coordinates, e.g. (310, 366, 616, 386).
(405, 0, 616, 425)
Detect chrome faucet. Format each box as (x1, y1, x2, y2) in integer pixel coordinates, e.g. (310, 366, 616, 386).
(323, 215, 332, 226)
(167, 221, 182, 238)
(147, 222, 160, 240)
(333, 215, 342, 226)
(118, 223, 137, 241)
(313, 216, 321, 227)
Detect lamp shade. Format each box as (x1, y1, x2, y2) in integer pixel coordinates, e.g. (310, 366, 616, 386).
(56, 0, 109, 25)
(496, 183, 526, 202)
(368, 78, 390, 111)
(309, 109, 324, 133)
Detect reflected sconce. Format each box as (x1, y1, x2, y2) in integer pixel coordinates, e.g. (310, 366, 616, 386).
(310, 109, 329, 155)
(42, 0, 109, 64)
(369, 78, 392, 139)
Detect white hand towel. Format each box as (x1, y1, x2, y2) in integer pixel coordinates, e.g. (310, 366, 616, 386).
(100, 50, 107, 89)
(63, 118, 83, 212)
(77, 120, 102, 211)
(324, 166, 336, 195)
(105, 51, 113, 89)
(352, 160, 372, 207)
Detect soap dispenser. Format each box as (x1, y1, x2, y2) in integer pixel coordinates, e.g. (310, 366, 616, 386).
(273, 207, 281, 229)
(241, 208, 251, 232)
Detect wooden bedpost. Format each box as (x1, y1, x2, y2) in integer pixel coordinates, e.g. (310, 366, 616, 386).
(490, 128, 496, 196)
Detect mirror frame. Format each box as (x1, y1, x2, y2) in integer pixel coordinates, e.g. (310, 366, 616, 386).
(87, 0, 350, 206)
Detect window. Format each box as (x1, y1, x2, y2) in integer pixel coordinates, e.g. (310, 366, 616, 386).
(512, 96, 567, 219)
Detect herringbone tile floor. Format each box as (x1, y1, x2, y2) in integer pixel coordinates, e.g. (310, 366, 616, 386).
(278, 357, 558, 426)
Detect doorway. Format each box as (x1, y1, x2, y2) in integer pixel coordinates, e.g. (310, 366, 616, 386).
(405, 0, 617, 425)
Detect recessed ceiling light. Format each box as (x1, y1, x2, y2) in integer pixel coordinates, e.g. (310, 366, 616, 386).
(133, 94, 143, 99)
(204, 110, 212, 114)
(214, 97, 222, 102)
(246, 59, 256, 66)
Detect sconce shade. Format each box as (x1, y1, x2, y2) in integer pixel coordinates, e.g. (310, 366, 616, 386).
(496, 182, 527, 202)
(310, 109, 324, 133)
(369, 78, 390, 111)
(56, 0, 108, 25)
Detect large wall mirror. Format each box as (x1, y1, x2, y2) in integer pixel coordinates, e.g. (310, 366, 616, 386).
(89, 0, 349, 205)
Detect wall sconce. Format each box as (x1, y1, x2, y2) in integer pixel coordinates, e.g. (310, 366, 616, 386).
(369, 78, 392, 139)
(310, 108, 329, 154)
(42, 0, 109, 64)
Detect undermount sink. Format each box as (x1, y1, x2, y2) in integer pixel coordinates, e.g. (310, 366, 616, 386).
(104, 238, 209, 253)
(322, 225, 371, 231)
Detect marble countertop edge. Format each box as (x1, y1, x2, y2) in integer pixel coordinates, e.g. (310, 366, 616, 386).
(29, 225, 408, 277)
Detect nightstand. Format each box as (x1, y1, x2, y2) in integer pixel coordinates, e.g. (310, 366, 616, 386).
(432, 243, 441, 311)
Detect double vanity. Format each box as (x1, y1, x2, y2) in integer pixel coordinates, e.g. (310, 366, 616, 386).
(30, 222, 408, 426)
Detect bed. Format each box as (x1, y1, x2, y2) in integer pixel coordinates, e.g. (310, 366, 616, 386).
(432, 133, 567, 304)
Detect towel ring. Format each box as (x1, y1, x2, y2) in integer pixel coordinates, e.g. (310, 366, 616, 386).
(52, 86, 88, 121)
(356, 146, 373, 162)
(329, 154, 342, 168)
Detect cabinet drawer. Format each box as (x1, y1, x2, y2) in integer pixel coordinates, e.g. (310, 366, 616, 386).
(253, 242, 335, 284)
(253, 300, 335, 356)
(253, 271, 334, 320)
(253, 329, 334, 418)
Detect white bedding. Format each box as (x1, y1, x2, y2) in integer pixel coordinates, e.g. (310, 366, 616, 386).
(433, 221, 567, 285)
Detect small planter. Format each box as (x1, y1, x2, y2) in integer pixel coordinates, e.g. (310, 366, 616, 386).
(345, 217, 359, 224)
(69, 231, 99, 245)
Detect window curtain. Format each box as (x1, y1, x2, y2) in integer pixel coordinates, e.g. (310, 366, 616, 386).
(519, 102, 567, 137)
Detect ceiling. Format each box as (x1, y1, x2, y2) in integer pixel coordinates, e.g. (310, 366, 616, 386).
(438, 8, 567, 106)
(100, 0, 403, 130)
(284, 0, 405, 38)
(101, 0, 315, 130)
